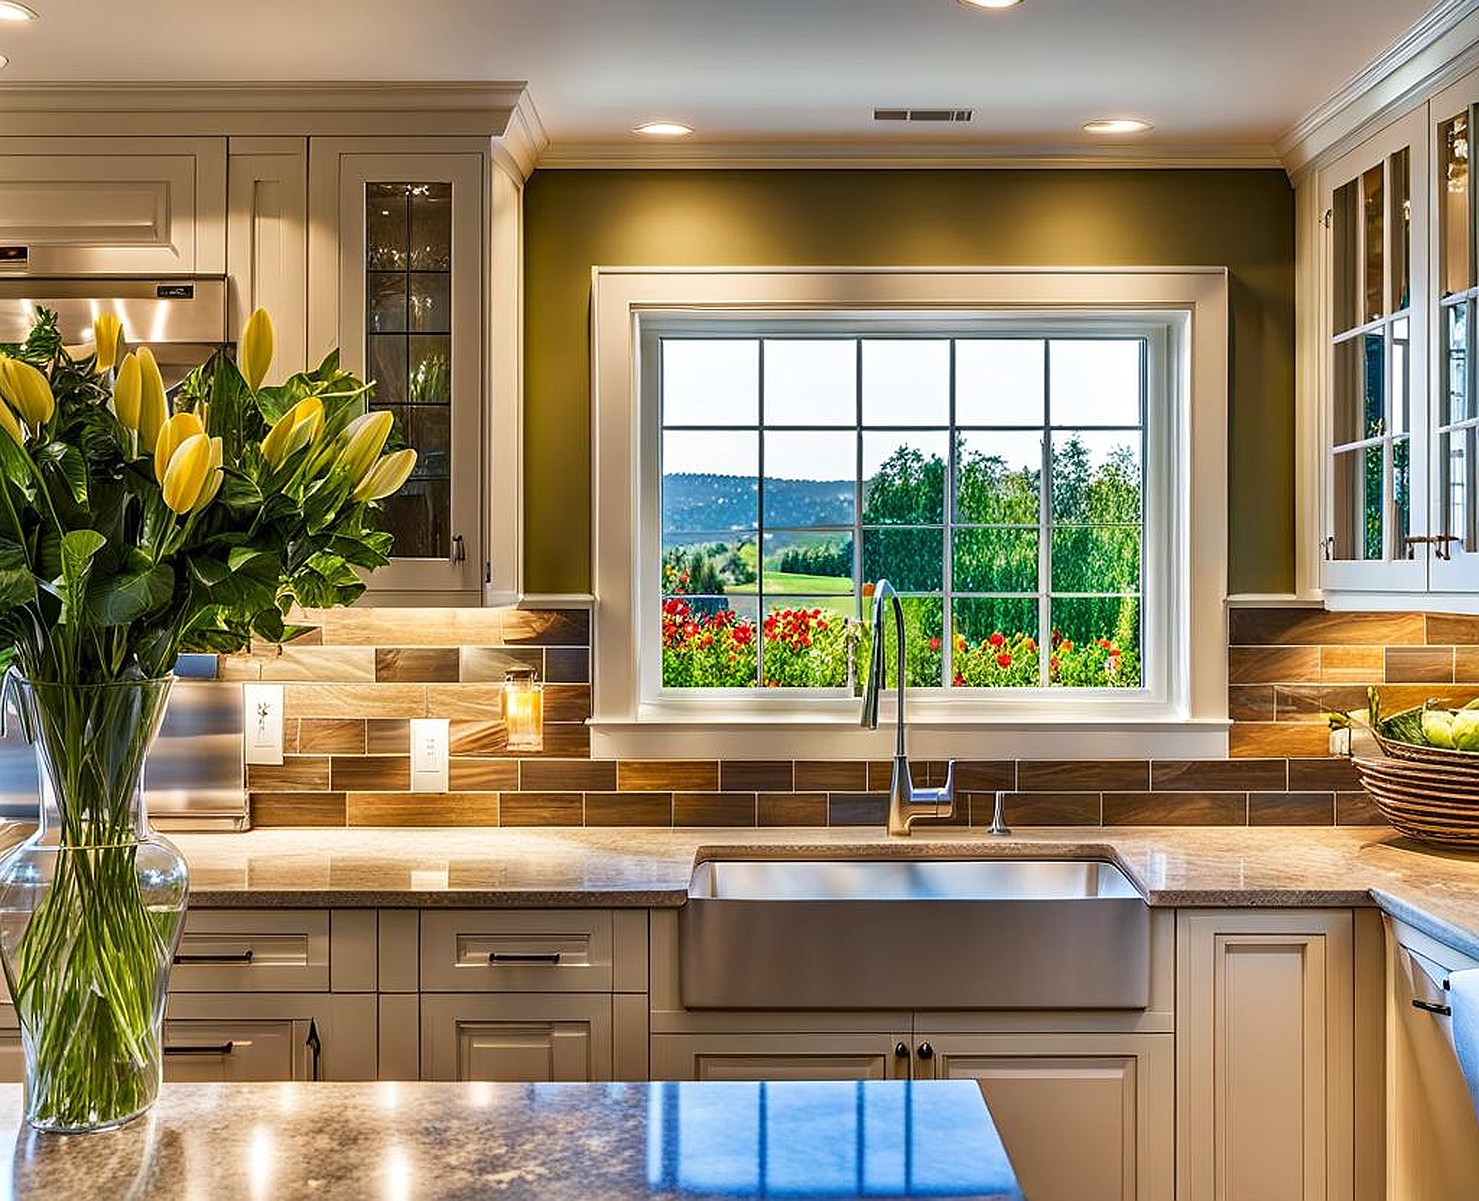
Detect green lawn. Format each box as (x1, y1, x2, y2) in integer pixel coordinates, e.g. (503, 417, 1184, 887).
(729, 571, 853, 595)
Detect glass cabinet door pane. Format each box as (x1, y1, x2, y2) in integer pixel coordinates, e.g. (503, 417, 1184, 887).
(1442, 427, 1477, 551)
(365, 181, 454, 561)
(1441, 111, 1472, 297)
(1332, 179, 1360, 334)
(1332, 447, 1386, 561)
(1362, 164, 1385, 324)
(1390, 147, 1410, 312)
(1445, 301, 1470, 424)
(1393, 436, 1410, 552)
(1392, 317, 1409, 434)
(1331, 334, 1385, 446)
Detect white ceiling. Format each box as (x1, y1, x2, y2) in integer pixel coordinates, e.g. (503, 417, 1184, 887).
(0, 0, 1442, 159)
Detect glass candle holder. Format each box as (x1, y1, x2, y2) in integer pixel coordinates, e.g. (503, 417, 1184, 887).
(503, 666, 544, 752)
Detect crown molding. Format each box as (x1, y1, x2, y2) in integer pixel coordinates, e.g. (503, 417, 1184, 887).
(538, 139, 1282, 171)
(491, 88, 550, 183)
(1277, 0, 1479, 175)
(0, 80, 537, 139)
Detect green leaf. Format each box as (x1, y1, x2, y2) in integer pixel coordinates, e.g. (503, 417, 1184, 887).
(35, 442, 88, 507)
(0, 540, 36, 611)
(87, 562, 174, 626)
(57, 528, 106, 624)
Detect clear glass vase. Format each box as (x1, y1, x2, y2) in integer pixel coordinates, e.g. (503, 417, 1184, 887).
(0, 676, 189, 1132)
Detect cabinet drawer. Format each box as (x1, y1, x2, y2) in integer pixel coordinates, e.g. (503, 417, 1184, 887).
(420, 993, 612, 1082)
(169, 910, 330, 993)
(163, 1015, 316, 1083)
(420, 910, 614, 992)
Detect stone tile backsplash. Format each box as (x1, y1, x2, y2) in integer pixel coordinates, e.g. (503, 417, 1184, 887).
(222, 604, 1455, 830)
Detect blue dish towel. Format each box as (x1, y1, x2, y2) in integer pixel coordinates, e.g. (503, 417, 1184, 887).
(1451, 967, 1479, 1117)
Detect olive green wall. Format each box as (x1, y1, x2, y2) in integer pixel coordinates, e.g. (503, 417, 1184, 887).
(522, 168, 1294, 597)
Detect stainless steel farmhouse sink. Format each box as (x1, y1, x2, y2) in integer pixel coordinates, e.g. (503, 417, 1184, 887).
(679, 858, 1150, 1011)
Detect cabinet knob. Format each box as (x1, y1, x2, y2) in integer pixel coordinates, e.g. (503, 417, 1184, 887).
(894, 1041, 909, 1059)
(916, 1041, 934, 1061)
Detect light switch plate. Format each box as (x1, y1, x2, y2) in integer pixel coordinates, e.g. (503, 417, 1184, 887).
(242, 683, 285, 766)
(409, 718, 450, 793)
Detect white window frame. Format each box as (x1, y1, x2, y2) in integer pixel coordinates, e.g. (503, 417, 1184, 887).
(591, 268, 1230, 760)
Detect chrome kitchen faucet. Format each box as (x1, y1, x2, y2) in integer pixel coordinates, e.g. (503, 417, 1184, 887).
(860, 579, 957, 836)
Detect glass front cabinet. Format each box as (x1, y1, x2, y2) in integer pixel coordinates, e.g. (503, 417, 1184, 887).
(1319, 107, 1430, 593)
(309, 141, 486, 597)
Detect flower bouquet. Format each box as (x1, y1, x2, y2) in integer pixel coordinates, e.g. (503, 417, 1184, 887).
(0, 306, 414, 1130)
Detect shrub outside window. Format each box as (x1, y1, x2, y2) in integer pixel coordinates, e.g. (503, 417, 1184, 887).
(657, 329, 1148, 693)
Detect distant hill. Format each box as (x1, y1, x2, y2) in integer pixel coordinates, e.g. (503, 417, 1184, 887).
(663, 472, 852, 536)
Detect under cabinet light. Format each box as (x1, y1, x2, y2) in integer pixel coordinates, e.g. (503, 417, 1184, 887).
(0, 3, 37, 20)
(958, 0, 1023, 8)
(634, 121, 694, 137)
(1083, 117, 1154, 135)
(0, 54, 8, 68)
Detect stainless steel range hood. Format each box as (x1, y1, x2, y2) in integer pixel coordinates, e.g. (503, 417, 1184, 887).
(0, 276, 228, 387)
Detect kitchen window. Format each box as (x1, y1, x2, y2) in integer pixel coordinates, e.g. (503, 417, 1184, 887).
(657, 332, 1147, 692)
(591, 269, 1229, 760)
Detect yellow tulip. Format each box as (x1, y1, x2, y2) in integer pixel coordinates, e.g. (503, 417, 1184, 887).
(337, 410, 394, 485)
(113, 353, 142, 433)
(161, 433, 213, 515)
(260, 397, 324, 469)
(192, 436, 224, 512)
(154, 412, 207, 485)
(240, 308, 274, 391)
(93, 313, 123, 374)
(0, 401, 22, 447)
(137, 346, 167, 449)
(0, 357, 54, 426)
(352, 448, 418, 502)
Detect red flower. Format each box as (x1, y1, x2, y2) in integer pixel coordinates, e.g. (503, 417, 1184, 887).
(1060, 639, 1074, 653)
(1022, 637, 1036, 652)
(1097, 638, 1111, 650)
(953, 672, 965, 687)
(988, 632, 1005, 648)
(928, 637, 941, 652)
(1050, 655, 1060, 670)
(996, 652, 1012, 669)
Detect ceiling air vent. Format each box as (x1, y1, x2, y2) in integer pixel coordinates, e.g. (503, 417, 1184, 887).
(873, 108, 975, 123)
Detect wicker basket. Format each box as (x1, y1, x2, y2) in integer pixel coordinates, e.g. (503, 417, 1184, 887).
(1353, 738, 1479, 848)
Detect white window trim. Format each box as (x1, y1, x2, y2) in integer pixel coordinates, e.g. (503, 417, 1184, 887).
(591, 267, 1230, 759)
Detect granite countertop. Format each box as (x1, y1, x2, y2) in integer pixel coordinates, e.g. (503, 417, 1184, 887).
(3, 1080, 1022, 1200)
(150, 824, 1479, 958)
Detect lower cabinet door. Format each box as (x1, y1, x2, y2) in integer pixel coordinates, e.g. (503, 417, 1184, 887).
(164, 993, 377, 1082)
(163, 1016, 314, 1082)
(420, 993, 612, 1082)
(650, 1033, 912, 1082)
(915, 1032, 1174, 1201)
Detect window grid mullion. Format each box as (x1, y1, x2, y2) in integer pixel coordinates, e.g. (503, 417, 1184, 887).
(755, 340, 766, 688)
(1039, 340, 1053, 687)
(854, 339, 865, 686)
(943, 340, 956, 688)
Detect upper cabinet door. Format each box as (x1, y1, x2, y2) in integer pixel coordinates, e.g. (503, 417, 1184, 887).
(1429, 71, 1479, 592)
(0, 137, 226, 276)
(309, 141, 485, 597)
(1319, 108, 1431, 594)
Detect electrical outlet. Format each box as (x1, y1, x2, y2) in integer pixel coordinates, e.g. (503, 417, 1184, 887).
(243, 683, 285, 766)
(409, 718, 450, 793)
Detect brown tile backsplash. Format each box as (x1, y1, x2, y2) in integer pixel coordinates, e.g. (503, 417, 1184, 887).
(238, 604, 1430, 833)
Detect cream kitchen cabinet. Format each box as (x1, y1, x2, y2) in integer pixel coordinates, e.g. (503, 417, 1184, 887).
(308, 139, 487, 599)
(0, 136, 226, 276)
(420, 992, 614, 1082)
(915, 1032, 1174, 1201)
(650, 1032, 913, 1082)
(163, 993, 376, 1082)
(1176, 909, 1384, 1201)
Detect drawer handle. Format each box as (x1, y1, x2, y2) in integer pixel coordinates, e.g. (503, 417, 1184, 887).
(164, 1042, 235, 1056)
(1413, 998, 1453, 1017)
(173, 950, 255, 966)
(488, 951, 562, 965)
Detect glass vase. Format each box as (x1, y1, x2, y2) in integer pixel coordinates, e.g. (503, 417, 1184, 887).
(0, 676, 189, 1132)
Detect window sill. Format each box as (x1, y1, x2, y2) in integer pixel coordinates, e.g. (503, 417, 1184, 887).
(588, 714, 1231, 761)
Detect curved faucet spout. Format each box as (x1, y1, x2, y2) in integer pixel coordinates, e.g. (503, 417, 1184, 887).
(858, 579, 957, 835)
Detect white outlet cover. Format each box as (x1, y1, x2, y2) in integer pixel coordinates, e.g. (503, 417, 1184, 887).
(242, 683, 285, 766)
(409, 718, 450, 793)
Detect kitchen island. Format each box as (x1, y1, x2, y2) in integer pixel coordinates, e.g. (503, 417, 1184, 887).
(1, 1079, 1022, 1200)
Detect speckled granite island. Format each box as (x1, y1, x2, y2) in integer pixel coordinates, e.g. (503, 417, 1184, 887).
(154, 825, 1479, 957)
(1, 1080, 1022, 1200)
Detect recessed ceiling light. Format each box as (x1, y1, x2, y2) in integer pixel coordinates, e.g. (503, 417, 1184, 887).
(634, 121, 694, 137)
(0, 3, 38, 21)
(1083, 117, 1154, 135)
(958, 0, 1023, 9)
